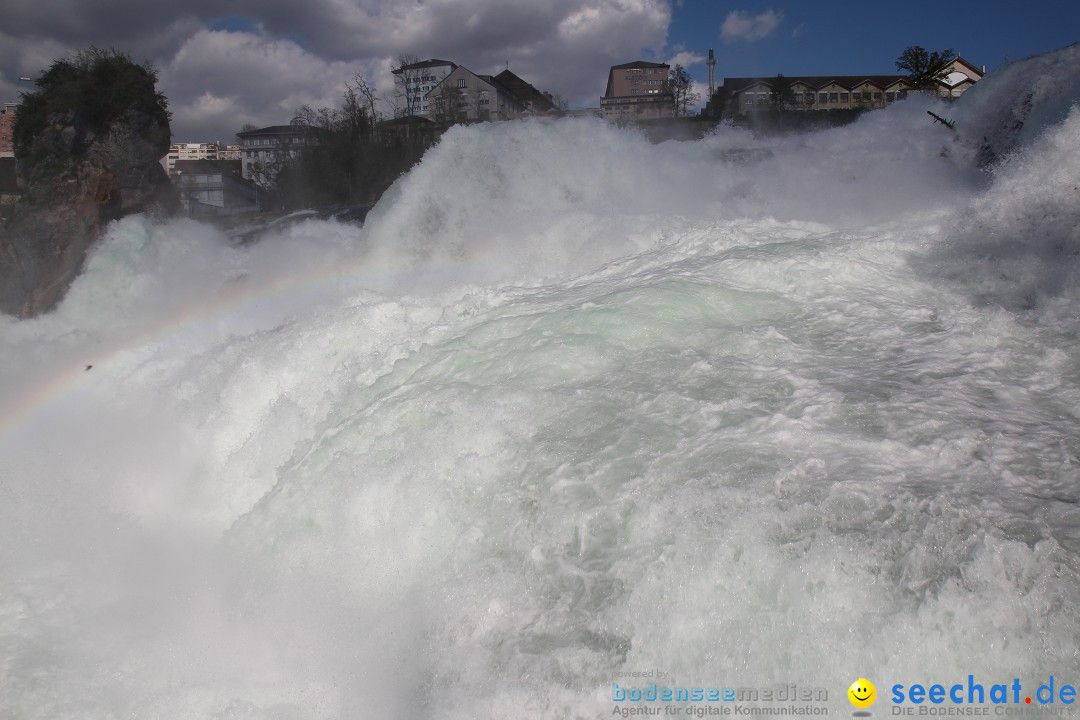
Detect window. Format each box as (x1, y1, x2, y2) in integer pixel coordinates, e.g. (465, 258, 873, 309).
(840, 93, 849, 103)
(457, 79, 466, 88)
(829, 93, 839, 103)
(886, 92, 895, 101)
(819, 93, 828, 104)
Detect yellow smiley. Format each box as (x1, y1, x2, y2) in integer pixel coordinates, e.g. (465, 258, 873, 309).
(848, 678, 876, 708)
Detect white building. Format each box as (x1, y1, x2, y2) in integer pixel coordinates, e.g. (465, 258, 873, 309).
(391, 59, 457, 119)
(235, 121, 323, 186)
(163, 142, 222, 176)
(425, 67, 527, 123)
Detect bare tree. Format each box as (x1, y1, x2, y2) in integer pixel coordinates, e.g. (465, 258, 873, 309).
(431, 79, 460, 125)
(668, 64, 700, 117)
(351, 72, 380, 122)
(340, 87, 372, 140)
(392, 53, 424, 117)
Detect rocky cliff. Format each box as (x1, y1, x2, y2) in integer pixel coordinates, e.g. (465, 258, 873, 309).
(0, 51, 177, 318)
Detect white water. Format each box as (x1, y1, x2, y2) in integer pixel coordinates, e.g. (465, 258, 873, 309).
(2, 46, 1080, 719)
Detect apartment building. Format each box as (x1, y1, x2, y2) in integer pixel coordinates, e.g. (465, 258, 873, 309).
(717, 56, 983, 117)
(425, 67, 527, 123)
(163, 141, 223, 176)
(600, 61, 674, 122)
(235, 121, 324, 185)
(392, 59, 457, 118)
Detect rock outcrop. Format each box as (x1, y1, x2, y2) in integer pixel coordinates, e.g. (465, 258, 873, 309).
(0, 54, 177, 318)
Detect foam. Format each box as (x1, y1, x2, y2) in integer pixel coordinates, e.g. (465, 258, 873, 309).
(2, 44, 1080, 720)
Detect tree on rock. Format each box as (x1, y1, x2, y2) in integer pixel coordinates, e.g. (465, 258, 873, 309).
(14, 47, 171, 180)
(1, 47, 175, 318)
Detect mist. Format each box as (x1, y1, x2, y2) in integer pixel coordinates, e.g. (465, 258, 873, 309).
(2, 45, 1079, 720)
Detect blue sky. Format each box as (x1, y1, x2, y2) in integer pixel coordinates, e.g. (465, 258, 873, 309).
(0, 0, 1076, 141)
(667, 0, 1079, 83)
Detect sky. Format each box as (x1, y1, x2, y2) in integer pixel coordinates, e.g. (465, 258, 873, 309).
(1, 0, 1077, 144)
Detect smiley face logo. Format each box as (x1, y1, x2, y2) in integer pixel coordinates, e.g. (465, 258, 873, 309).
(848, 678, 876, 708)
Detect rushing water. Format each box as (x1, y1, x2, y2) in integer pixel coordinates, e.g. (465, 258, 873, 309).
(2, 46, 1080, 719)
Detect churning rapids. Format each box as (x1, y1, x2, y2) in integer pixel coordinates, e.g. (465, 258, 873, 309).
(2, 46, 1080, 719)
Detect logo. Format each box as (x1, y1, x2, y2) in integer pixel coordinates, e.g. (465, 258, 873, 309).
(849, 678, 877, 709)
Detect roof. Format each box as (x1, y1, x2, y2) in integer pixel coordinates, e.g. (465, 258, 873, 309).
(610, 60, 669, 70)
(946, 55, 985, 78)
(721, 75, 911, 93)
(392, 58, 457, 74)
(424, 66, 518, 101)
(235, 124, 326, 138)
(378, 115, 435, 126)
(493, 70, 559, 112)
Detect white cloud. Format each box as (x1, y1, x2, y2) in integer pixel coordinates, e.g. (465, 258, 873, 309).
(159, 29, 359, 142)
(2, 0, 675, 140)
(667, 51, 705, 69)
(720, 9, 783, 43)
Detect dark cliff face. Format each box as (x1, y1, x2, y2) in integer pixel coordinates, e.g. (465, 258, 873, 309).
(0, 106, 177, 318)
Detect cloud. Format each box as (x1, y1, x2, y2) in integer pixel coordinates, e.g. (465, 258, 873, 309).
(159, 29, 361, 143)
(667, 51, 706, 68)
(720, 9, 783, 42)
(0, 0, 674, 141)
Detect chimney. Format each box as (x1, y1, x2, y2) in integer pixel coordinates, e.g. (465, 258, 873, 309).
(708, 48, 716, 97)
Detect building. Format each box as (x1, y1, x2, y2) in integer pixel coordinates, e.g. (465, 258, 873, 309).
(392, 59, 457, 118)
(235, 120, 324, 186)
(600, 61, 674, 122)
(174, 159, 260, 217)
(935, 56, 985, 99)
(0, 103, 17, 158)
(718, 75, 914, 116)
(715, 56, 983, 117)
(493, 70, 561, 118)
(425, 67, 527, 123)
(163, 141, 223, 177)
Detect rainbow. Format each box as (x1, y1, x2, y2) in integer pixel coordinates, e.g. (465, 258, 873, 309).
(0, 216, 396, 445)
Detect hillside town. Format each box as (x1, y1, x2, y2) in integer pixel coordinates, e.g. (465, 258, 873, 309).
(1, 50, 983, 223)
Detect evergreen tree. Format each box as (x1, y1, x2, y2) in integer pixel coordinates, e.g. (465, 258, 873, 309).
(13, 47, 170, 167)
